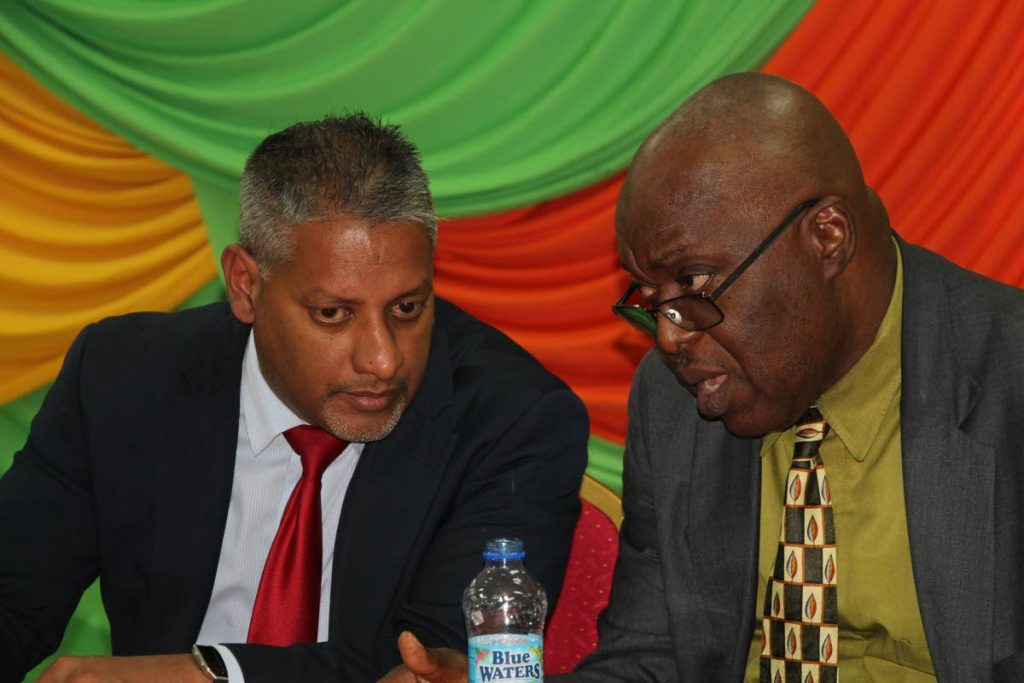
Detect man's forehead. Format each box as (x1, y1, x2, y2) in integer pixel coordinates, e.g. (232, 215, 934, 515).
(643, 235, 697, 270)
(624, 143, 736, 216)
(617, 195, 766, 285)
(623, 145, 767, 221)
(272, 218, 433, 292)
(617, 176, 724, 244)
(617, 209, 699, 277)
(300, 277, 433, 300)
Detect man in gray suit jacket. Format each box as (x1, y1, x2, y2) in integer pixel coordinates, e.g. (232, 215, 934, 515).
(383, 73, 1024, 683)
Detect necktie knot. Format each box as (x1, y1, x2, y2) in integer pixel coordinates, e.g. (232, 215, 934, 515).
(793, 406, 829, 461)
(283, 424, 348, 480)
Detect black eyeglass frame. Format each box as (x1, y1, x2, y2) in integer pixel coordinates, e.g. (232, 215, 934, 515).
(612, 197, 821, 334)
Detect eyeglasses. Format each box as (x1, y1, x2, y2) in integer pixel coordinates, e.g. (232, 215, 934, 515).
(612, 198, 820, 335)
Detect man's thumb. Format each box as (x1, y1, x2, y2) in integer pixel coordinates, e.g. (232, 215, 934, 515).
(397, 631, 439, 677)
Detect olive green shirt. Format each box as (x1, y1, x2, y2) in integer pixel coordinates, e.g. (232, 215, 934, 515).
(744, 243, 936, 682)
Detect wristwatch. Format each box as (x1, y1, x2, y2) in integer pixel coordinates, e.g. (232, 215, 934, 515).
(191, 644, 229, 681)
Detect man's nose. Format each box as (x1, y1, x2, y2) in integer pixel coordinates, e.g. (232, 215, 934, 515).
(655, 316, 703, 361)
(352, 316, 401, 380)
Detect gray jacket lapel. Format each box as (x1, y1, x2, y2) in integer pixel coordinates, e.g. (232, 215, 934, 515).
(900, 239, 994, 682)
(668, 408, 761, 679)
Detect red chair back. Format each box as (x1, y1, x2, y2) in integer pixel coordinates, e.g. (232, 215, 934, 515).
(544, 476, 621, 674)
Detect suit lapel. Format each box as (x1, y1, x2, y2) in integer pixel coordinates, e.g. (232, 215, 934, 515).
(674, 414, 761, 679)
(899, 241, 994, 681)
(143, 306, 248, 651)
(328, 325, 456, 635)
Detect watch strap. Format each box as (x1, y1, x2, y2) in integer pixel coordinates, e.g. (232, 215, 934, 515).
(192, 644, 230, 681)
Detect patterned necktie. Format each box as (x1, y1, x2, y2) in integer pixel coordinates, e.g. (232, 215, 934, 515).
(247, 424, 348, 645)
(760, 407, 838, 683)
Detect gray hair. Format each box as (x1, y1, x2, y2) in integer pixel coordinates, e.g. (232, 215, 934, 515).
(239, 113, 436, 272)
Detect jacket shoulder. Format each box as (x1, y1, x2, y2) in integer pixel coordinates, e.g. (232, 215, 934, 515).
(70, 303, 247, 392)
(902, 243, 1024, 364)
(430, 299, 588, 441)
(86, 302, 240, 351)
(900, 242, 1024, 436)
(434, 298, 575, 401)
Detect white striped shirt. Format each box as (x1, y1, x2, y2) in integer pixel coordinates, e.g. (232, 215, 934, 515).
(197, 332, 363, 680)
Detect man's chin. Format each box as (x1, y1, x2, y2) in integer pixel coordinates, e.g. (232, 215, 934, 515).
(321, 400, 407, 443)
(718, 405, 798, 439)
(719, 416, 767, 438)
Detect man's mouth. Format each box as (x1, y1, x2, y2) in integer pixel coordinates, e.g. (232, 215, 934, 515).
(345, 391, 397, 412)
(699, 374, 726, 394)
(330, 384, 405, 413)
(687, 372, 731, 418)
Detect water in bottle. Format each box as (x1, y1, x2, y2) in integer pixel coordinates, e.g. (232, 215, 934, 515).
(463, 538, 547, 683)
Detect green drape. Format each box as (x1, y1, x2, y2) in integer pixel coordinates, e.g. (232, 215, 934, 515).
(0, 3, 815, 674)
(0, 0, 812, 258)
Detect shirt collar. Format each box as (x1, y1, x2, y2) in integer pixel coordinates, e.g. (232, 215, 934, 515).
(761, 238, 904, 461)
(240, 332, 307, 457)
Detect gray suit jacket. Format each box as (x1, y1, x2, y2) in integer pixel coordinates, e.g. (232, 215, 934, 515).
(557, 238, 1024, 682)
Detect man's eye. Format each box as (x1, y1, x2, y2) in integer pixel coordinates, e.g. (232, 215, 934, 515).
(392, 300, 424, 320)
(662, 308, 684, 325)
(680, 273, 712, 292)
(312, 307, 349, 324)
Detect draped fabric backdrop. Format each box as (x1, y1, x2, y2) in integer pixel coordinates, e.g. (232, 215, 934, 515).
(1, 0, 1021, 675)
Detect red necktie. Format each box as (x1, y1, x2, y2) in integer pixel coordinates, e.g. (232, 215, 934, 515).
(247, 424, 348, 645)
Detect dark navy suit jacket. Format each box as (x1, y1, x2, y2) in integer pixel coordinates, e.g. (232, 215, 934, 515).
(0, 298, 589, 683)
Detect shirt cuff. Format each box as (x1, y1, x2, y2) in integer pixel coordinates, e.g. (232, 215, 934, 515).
(212, 644, 245, 683)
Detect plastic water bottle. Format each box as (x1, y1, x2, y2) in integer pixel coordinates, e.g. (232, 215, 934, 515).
(463, 538, 547, 683)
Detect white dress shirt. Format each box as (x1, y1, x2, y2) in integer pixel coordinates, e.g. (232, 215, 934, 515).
(196, 332, 363, 680)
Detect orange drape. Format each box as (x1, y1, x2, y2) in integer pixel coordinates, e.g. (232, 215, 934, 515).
(3, 0, 1019, 443)
(0, 55, 216, 401)
(763, 0, 1024, 286)
(437, 0, 1024, 446)
(435, 176, 649, 443)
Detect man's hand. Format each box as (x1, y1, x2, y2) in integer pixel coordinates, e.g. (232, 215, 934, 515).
(34, 654, 207, 683)
(378, 631, 468, 683)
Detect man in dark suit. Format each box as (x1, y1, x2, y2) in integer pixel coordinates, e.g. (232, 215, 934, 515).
(0, 114, 589, 682)
(385, 74, 1024, 682)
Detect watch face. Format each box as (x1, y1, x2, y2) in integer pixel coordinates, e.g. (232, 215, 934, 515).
(196, 645, 229, 679)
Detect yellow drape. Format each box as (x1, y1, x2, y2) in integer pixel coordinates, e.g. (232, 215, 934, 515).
(0, 55, 217, 402)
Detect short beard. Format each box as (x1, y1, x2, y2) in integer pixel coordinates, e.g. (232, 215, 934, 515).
(320, 391, 409, 443)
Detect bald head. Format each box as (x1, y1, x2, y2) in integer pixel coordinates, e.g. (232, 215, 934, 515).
(616, 73, 897, 436)
(623, 73, 880, 240)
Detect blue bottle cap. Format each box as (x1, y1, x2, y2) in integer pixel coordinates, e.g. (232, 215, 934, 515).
(482, 537, 526, 561)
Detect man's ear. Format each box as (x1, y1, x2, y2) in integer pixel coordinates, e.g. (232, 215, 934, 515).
(221, 244, 262, 324)
(806, 197, 856, 280)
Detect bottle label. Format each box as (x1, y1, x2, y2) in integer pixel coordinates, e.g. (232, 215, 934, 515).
(468, 634, 543, 683)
